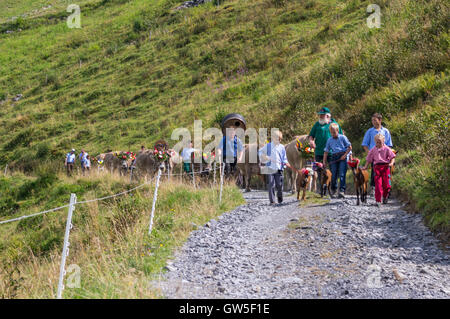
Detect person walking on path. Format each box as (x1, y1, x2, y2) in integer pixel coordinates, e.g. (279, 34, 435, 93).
(258, 130, 293, 205)
(362, 113, 393, 196)
(217, 127, 244, 177)
(181, 140, 196, 174)
(79, 149, 89, 175)
(323, 123, 352, 198)
(84, 154, 91, 174)
(65, 149, 76, 176)
(362, 134, 396, 207)
(308, 107, 342, 191)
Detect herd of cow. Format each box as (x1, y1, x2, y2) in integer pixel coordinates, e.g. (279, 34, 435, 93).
(91, 135, 323, 195)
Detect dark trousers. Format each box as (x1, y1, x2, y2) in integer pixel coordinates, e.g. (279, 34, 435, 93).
(330, 159, 347, 193)
(268, 170, 284, 203)
(223, 156, 237, 176)
(66, 163, 74, 176)
(330, 152, 347, 193)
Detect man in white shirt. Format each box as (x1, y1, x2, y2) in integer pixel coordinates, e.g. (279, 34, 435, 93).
(65, 149, 76, 176)
(258, 131, 293, 204)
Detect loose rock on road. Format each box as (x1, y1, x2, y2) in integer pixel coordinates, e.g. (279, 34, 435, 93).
(154, 191, 449, 298)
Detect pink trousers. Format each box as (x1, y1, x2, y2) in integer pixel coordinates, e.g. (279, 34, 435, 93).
(374, 164, 391, 202)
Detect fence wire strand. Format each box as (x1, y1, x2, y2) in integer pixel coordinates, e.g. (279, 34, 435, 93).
(0, 162, 225, 225)
(0, 175, 156, 225)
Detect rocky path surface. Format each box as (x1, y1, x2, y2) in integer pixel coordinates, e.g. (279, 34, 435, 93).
(154, 191, 449, 298)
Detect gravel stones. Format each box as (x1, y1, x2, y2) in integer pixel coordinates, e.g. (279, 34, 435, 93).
(154, 191, 449, 299)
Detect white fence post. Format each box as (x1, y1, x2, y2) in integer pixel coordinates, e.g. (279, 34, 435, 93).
(219, 161, 224, 203)
(4, 164, 8, 176)
(192, 163, 196, 189)
(167, 161, 170, 182)
(57, 193, 77, 299)
(148, 164, 163, 235)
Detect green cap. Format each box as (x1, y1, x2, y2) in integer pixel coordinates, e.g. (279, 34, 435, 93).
(317, 107, 331, 114)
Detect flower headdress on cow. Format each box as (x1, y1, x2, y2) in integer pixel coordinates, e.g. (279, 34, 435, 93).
(296, 139, 315, 159)
(153, 148, 170, 162)
(93, 156, 104, 166)
(202, 151, 215, 163)
(114, 151, 136, 161)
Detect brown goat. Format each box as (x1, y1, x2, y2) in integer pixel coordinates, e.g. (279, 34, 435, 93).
(296, 168, 312, 201)
(351, 167, 369, 205)
(316, 166, 332, 197)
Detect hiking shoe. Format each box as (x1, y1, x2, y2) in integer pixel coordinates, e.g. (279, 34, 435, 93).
(338, 192, 345, 199)
(376, 202, 382, 208)
(277, 197, 283, 204)
(383, 197, 388, 204)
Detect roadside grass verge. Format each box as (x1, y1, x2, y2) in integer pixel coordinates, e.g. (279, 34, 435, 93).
(0, 171, 244, 298)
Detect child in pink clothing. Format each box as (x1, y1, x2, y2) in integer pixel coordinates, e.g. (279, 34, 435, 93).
(362, 134, 396, 205)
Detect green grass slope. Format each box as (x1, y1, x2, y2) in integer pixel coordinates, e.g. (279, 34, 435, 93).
(0, 0, 448, 296)
(0, 169, 244, 298)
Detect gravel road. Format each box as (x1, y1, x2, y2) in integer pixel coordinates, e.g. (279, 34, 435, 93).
(154, 191, 449, 299)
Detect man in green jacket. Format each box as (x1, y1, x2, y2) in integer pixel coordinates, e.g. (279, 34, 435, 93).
(308, 107, 342, 191)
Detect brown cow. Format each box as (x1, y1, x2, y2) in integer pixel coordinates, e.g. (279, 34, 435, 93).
(236, 144, 265, 192)
(102, 152, 120, 173)
(103, 151, 134, 176)
(152, 140, 172, 174)
(167, 149, 181, 175)
(285, 135, 311, 193)
(134, 150, 159, 179)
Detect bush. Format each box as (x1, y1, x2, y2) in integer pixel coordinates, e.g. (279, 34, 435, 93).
(3, 129, 35, 151)
(17, 170, 58, 200)
(133, 19, 145, 33)
(35, 143, 50, 160)
(190, 71, 203, 87)
(279, 11, 307, 24)
(0, 196, 19, 217)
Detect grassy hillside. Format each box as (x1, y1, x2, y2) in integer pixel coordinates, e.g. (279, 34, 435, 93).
(2, 0, 445, 165)
(0, 0, 448, 297)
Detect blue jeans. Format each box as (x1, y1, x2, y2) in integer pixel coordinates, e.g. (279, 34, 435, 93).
(330, 157, 347, 193)
(268, 170, 284, 203)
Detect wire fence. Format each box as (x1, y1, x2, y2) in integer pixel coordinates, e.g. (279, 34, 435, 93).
(0, 161, 228, 298)
(0, 174, 160, 225)
(0, 163, 222, 225)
